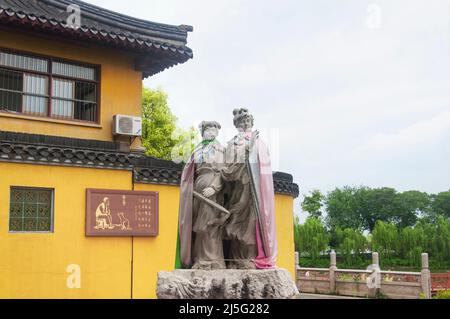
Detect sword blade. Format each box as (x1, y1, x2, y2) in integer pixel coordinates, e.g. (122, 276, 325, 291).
(193, 191, 230, 215)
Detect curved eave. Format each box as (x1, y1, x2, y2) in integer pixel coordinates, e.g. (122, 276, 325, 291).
(0, 8, 193, 77)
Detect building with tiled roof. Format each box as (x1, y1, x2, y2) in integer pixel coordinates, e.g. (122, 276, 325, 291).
(0, 0, 298, 299)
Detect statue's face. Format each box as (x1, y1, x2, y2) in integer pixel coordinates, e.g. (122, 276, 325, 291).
(202, 126, 218, 140)
(237, 116, 253, 132)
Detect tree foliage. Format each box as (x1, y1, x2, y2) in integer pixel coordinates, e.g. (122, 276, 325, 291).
(326, 186, 434, 232)
(170, 126, 201, 164)
(301, 189, 325, 218)
(293, 215, 301, 253)
(431, 190, 450, 220)
(141, 87, 199, 161)
(429, 216, 450, 264)
(395, 190, 430, 228)
(360, 187, 399, 232)
(296, 185, 450, 269)
(325, 186, 364, 231)
(141, 88, 177, 159)
(371, 220, 398, 262)
(334, 227, 367, 266)
(399, 226, 425, 267)
(296, 217, 329, 262)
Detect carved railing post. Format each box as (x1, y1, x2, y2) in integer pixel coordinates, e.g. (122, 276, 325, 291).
(372, 252, 379, 266)
(421, 253, 431, 299)
(329, 250, 337, 294)
(370, 252, 380, 298)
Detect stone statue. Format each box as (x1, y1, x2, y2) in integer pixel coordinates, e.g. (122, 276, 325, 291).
(177, 121, 228, 269)
(176, 110, 277, 270)
(163, 111, 297, 299)
(221, 108, 278, 269)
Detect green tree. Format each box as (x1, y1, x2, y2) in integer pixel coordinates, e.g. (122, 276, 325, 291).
(141, 88, 177, 159)
(399, 226, 425, 267)
(326, 186, 430, 232)
(431, 190, 450, 220)
(415, 218, 435, 257)
(335, 228, 367, 266)
(371, 220, 398, 262)
(301, 189, 325, 218)
(170, 126, 200, 164)
(395, 190, 431, 228)
(297, 217, 329, 263)
(293, 215, 301, 253)
(359, 187, 399, 232)
(326, 186, 398, 232)
(141, 87, 199, 160)
(429, 216, 450, 265)
(325, 186, 364, 231)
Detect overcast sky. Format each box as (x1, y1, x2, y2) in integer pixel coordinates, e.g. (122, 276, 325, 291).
(87, 0, 450, 221)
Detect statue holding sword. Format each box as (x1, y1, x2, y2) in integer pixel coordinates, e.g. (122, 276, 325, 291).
(176, 120, 229, 270)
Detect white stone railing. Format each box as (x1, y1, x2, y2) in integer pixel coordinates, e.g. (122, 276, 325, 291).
(295, 251, 431, 299)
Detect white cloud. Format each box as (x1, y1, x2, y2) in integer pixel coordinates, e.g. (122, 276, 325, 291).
(360, 111, 450, 152)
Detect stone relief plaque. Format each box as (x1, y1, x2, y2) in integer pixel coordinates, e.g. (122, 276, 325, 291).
(86, 189, 158, 236)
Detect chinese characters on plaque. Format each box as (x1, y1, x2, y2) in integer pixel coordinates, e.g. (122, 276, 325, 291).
(86, 189, 158, 236)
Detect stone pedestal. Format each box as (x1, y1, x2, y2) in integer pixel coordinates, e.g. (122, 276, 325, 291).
(157, 268, 299, 299)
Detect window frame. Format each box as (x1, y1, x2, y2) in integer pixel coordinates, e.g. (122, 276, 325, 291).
(8, 186, 55, 234)
(0, 47, 101, 124)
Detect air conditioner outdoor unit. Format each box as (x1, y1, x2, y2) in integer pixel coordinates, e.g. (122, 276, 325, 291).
(113, 114, 142, 136)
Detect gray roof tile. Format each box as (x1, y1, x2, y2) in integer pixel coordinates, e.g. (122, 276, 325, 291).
(0, 0, 193, 76)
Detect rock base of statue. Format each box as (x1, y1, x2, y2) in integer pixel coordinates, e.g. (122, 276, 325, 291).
(156, 268, 299, 299)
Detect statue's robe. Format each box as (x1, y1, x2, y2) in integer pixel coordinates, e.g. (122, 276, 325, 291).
(221, 131, 277, 269)
(176, 140, 225, 269)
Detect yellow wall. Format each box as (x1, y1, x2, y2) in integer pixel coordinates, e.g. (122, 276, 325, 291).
(274, 194, 296, 277)
(0, 29, 142, 142)
(132, 183, 181, 299)
(0, 162, 295, 299)
(0, 162, 134, 298)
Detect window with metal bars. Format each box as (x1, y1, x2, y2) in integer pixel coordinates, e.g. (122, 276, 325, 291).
(0, 49, 99, 123)
(9, 187, 54, 233)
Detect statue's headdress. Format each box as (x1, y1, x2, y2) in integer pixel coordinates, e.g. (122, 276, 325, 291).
(233, 108, 254, 127)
